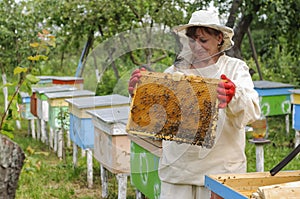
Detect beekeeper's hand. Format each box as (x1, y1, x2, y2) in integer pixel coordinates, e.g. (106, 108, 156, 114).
(128, 68, 146, 97)
(217, 74, 236, 108)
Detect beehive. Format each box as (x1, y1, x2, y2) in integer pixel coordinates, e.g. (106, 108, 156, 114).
(126, 71, 220, 148)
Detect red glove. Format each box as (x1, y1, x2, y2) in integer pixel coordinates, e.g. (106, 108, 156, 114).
(217, 74, 236, 108)
(128, 68, 146, 97)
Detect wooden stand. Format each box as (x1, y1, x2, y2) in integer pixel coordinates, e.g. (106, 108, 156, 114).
(66, 95, 129, 189)
(249, 139, 271, 172)
(87, 106, 130, 198)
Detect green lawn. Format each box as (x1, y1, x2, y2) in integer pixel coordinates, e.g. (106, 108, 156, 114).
(9, 114, 300, 198)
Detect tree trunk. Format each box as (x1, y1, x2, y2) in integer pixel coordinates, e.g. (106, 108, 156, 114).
(226, 1, 262, 59)
(0, 134, 25, 199)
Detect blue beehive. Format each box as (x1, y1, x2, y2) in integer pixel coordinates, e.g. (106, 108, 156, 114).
(290, 89, 300, 130)
(19, 92, 35, 120)
(65, 94, 130, 149)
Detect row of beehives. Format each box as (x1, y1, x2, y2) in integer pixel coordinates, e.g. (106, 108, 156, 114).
(18, 76, 300, 199)
(18, 75, 160, 198)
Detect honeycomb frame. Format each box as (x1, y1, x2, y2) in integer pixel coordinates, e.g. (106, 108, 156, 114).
(126, 71, 220, 148)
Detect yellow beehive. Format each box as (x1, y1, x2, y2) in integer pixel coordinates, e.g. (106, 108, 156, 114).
(126, 71, 220, 148)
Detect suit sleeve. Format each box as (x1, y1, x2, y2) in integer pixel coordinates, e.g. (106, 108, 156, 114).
(225, 62, 261, 128)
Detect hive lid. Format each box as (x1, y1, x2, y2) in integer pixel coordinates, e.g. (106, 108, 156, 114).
(32, 85, 77, 94)
(45, 90, 95, 99)
(126, 71, 219, 148)
(65, 94, 130, 109)
(87, 106, 130, 124)
(19, 92, 30, 98)
(254, 80, 294, 89)
(289, 89, 300, 94)
(52, 76, 84, 81)
(36, 75, 56, 80)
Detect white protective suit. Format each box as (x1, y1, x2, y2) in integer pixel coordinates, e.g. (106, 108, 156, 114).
(158, 54, 261, 198)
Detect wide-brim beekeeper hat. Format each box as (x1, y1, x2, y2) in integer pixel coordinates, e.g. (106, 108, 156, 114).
(173, 10, 234, 52)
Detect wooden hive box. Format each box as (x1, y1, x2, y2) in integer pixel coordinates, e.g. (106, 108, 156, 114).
(126, 71, 219, 148)
(33, 85, 77, 121)
(19, 92, 35, 120)
(290, 89, 300, 130)
(205, 170, 300, 199)
(87, 106, 131, 174)
(129, 134, 162, 199)
(254, 81, 294, 116)
(45, 90, 95, 131)
(52, 76, 84, 90)
(65, 94, 130, 149)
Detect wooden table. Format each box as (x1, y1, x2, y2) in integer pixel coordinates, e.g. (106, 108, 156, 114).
(32, 85, 77, 144)
(45, 90, 95, 158)
(87, 106, 130, 198)
(205, 170, 300, 199)
(128, 135, 162, 199)
(290, 89, 300, 148)
(65, 94, 129, 188)
(254, 80, 295, 135)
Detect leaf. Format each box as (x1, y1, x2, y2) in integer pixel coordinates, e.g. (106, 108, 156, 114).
(30, 42, 39, 48)
(2, 122, 15, 131)
(35, 161, 42, 171)
(14, 66, 28, 75)
(34, 152, 50, 156)
(0, 130, 14, 139)
(47, 39, 56, 47)
(2, 82, 15, 87)
(26, 146, 35, 155)
(28, 55, 40, 61)
(39, 55, 49, 61)
(42, 29, 50, 35)
(26, 74, 40, 84)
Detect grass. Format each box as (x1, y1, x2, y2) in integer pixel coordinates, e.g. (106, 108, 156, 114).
(7, 114, 300, 198)
(245, 115, 299, 172)
(13, 124, 136, 199)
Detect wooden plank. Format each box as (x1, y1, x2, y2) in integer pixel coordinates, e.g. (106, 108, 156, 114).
(255, 181, 300, 199)
(128, 134, 162, 157)
(205, 175, 248, 199)
(206, 171, 300, 198)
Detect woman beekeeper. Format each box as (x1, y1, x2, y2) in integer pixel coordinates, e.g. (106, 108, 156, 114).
(128, 10, 260, 199)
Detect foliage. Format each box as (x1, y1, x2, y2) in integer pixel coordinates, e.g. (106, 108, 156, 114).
(0, 30, 56, 138)
(1, 0, 299, 96)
